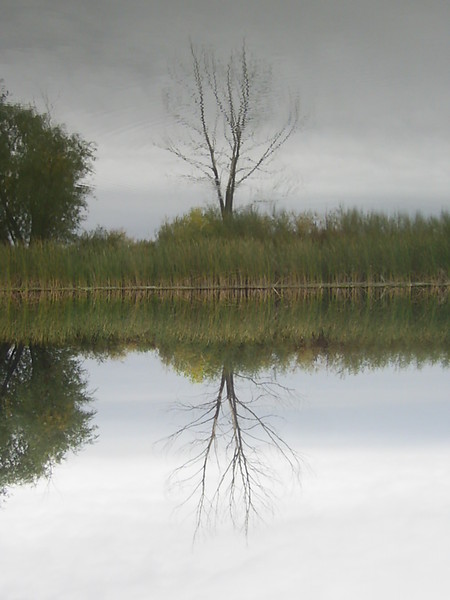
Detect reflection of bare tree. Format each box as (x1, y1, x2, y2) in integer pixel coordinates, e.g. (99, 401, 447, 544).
(167, 366, 300, 537)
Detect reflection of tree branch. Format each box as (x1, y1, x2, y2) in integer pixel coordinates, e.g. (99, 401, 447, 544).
(0, 344, 24, 401)
(166, 366, 300, 537)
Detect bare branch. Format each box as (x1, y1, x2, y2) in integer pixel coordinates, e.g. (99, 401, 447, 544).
(163, 42, 299, 218)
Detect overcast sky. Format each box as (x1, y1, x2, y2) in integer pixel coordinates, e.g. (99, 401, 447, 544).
(1, 0, 449, 237)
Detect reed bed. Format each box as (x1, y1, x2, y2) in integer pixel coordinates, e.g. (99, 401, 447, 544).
(0, 209, 449, 292)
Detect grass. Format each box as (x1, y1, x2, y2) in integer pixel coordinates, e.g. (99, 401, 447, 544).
(0, 208, 449, 292)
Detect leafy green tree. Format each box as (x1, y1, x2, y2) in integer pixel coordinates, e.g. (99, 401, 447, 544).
(0, 86, 95, 245)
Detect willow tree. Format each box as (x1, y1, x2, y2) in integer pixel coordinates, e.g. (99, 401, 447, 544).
(164, 43, 298, 218)
(0, 86, 95, 245)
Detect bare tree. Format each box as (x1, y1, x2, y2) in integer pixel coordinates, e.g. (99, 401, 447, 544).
(164, 42, 299, 218)
(165, 366, 300, 538)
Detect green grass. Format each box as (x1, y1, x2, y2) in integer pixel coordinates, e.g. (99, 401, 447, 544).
(0, 208, 449, 291)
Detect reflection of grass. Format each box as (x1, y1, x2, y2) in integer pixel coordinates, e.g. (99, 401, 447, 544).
(1, 209, 449, 291)
(1, 292, 448, 374)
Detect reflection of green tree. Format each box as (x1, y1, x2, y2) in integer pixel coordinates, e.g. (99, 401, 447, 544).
(0, 344, 96, 498)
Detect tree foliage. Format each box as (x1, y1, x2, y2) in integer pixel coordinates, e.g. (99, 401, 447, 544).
(165, 43, 298, 218)
(0, 86, 95, 245)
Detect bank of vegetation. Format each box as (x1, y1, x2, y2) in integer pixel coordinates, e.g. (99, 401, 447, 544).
(1, 208, 449, 293)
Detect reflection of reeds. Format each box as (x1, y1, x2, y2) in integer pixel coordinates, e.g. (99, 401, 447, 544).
(1, 209, 449, 292)
(0, 293, 448, 373)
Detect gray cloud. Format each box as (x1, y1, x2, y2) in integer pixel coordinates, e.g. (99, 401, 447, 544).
(1, 0, 449, 235)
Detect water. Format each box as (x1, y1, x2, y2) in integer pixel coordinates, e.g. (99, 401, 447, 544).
(1, 339, 449, 599)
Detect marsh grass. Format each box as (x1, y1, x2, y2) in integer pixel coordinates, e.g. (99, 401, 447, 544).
(0, 209, 449, 292)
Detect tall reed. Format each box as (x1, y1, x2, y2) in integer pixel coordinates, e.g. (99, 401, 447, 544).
(1, 209, 449, 291)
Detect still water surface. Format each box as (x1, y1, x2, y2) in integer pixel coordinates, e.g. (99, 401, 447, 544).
(1, 344, 449, 599)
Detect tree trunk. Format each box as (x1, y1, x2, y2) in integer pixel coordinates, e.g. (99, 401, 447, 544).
(223, 190, 234, 218)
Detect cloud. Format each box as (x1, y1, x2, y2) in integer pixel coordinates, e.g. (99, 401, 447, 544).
(2, 0, 449, 230)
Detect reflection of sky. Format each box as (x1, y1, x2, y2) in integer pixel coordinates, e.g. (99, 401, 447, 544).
(1, 352, 449, 598)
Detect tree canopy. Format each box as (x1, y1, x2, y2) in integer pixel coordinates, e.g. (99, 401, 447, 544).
(0, 87, 95, 245)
